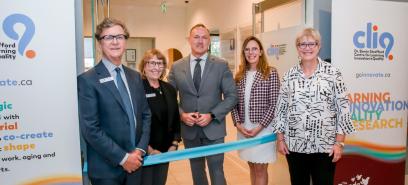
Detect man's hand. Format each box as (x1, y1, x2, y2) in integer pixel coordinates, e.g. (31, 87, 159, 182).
(122, 150, 143, 173)
(181, 112, 199, 126)
(196, 113, 212, 127)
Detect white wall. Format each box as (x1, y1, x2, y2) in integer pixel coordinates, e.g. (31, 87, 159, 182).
(111, 4, 187, 56)
(185, 0, 303, 35)
(83, 1, 188, 58)
(185, 0, 304, 71)
(186, 0, 262, 34)
(83, 0, 308, 65)
(262, 0, 303, 32)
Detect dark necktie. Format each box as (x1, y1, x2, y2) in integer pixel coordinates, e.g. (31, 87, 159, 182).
(115, 67, 136, 147)
(193, 58, 202, 91)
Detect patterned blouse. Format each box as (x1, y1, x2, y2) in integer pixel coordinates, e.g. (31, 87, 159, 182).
(273, 59, 355, 153)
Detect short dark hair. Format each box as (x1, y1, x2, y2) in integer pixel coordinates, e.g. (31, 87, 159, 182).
(189, 23, 210, 35)
(95, 18, 129, 40)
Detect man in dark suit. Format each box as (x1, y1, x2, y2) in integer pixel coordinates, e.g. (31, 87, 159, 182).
(168, 24, 238, 185)
(78, 18, 151, 185)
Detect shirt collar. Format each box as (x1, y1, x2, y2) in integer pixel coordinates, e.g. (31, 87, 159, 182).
(296, 57, 323, 76)
(190, 53, 208, 63)
(102, 58, 124, 73)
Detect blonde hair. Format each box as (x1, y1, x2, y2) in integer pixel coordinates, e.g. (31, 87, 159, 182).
(295, 28, 321, 47)
(138, 49, 167, 80)
(235, 36, 271, 83)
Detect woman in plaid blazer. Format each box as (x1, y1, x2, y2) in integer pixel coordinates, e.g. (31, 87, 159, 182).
(231, 36, 280, 185)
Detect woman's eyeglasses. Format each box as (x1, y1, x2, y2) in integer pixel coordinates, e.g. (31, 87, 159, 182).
(146, 60, 165, 68)
(297, 42, 318, 49)
(244, 47, 260, 53)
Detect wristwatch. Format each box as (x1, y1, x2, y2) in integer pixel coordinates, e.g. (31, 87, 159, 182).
(335, 141, 345, 148)
(209, 112, 216, 120)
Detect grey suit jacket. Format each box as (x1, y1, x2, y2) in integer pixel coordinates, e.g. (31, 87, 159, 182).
(168, 54, 237, 140)
(78, 62, 151, 179)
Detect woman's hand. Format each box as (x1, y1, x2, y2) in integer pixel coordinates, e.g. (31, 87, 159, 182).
(168, 145, 177, 152)
(150, 149, 161, 155)
(148, 145, 161, 155)
(277, 133, 289, 155)
(236, 123, 251, 138)
(246, 125, 263, 137)
(329, 144, 343, 162)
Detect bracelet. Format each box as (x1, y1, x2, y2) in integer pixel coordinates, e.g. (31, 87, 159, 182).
(334, 141, 345, 148)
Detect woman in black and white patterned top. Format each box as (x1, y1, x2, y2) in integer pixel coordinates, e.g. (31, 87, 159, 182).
(273, 28, 355, 185)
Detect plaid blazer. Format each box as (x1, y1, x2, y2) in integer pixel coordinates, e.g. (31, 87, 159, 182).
(231, 68, 280, 127)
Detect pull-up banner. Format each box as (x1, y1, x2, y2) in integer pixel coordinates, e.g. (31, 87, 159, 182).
(332, 0, 408, 184)
(0, 1, 82, 185)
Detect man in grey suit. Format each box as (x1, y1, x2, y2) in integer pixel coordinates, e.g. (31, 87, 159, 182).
(78, 18, 151, 185)
(168, 24, 238, 185)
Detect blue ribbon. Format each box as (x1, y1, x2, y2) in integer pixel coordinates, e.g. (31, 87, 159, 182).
(83, 134, 276, 172)
(144, 133, 276, 166)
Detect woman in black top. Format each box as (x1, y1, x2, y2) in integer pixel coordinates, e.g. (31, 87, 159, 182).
(138, 49, 181, 185)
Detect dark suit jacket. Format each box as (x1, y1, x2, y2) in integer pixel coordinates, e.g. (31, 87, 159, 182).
(142, 79, 181, 152)
(78, 62, 151, 179)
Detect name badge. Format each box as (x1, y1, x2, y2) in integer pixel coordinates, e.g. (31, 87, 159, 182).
(99, 77, 114, 84)
(146, 93, 156, 98)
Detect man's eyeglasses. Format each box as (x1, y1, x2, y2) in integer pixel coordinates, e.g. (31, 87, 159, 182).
(297, 42, 318, 49)
(99, 34, 128, 42)
(244, 47, 260, 53)
(146, 60, 165, 68)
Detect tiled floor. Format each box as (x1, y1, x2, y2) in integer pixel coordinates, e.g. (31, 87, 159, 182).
(166, 115, 291, 185)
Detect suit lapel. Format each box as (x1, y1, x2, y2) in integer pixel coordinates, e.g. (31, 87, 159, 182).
(95, 62, 127, 113)
(123, 66, 138, 114)
(251, 71, 262, 89)
(199, 55, 213, 93)
(239, 70, 247, 91)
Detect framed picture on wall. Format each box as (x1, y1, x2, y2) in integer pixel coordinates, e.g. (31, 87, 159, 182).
(126, 49, 136, 62)
(229, 39, 235, 50)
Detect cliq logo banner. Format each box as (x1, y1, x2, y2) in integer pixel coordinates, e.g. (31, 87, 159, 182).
(1, 13, 36, 60)
(1, 1, 82, 185)
(353, 22, 394, 62)
(332, 0, 408, 185)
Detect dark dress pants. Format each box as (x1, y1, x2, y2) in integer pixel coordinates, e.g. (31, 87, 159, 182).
(141, 162, 170, 185)
(286, 152, 336, 185)
(183, 132, 226, 185)
(89, 169, 142, 185)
